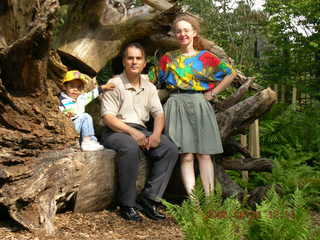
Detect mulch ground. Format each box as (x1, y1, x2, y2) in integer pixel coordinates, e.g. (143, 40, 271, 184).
(1, 209, 319, 240)
(0, 209, 183, 240)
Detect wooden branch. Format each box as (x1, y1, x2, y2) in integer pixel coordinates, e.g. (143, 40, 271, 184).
(221, 157, 273, 172)
(235, 72, 263, 91)
(214, 77, 255, 111)
(215, 162, 244, 199)
(143, 0, 173, 11)
(247, 184, 282, 209)
(149, 33, 179, 50)
(221, 138, 251, 158)
(217, 88, 277, 141)
(127, 5, 155, 19)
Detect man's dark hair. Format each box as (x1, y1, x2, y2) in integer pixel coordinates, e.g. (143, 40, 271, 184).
(122, 42, 146, 60)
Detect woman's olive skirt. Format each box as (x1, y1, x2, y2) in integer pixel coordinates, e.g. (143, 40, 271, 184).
(164, 92, 223, 154)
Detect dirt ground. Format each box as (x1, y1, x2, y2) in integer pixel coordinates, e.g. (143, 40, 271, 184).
(1, 209, 319, 240)
(0, 209, 183, 240)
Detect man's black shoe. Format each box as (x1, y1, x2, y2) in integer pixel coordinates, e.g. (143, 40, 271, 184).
(137, 195, 166, 220)
(119, 206, 143, 222)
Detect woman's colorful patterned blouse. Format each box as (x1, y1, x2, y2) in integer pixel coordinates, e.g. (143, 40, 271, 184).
(149, 50, 235, 91)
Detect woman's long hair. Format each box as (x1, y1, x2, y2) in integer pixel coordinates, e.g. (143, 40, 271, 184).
(172, 14, 213, 51)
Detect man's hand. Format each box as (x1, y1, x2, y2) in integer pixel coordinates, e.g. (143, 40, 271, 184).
(146, 134, 161, 150)
(129, 128, 148, 148)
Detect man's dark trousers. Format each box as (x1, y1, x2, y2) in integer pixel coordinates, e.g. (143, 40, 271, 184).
(101, 123, 179, 207)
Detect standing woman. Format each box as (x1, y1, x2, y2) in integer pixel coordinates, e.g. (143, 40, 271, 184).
(149, 14, 237, 196)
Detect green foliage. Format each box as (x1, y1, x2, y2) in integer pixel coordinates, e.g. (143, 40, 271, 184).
(52, 5, 69, 48)
(96, 61, 113, 85)
(260, 104, 320, 156)
(248, 150, 320, 210)
(248, 104, 320, 209)
(164, 184, 319, 240)
(260, 0, 320, 96)
(163, 182, 248, 240)
(248, 188, 314, 240)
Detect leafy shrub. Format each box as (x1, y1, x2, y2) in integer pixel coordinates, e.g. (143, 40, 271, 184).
(253, 104, 320, 209)
(260, 104, 320, 161)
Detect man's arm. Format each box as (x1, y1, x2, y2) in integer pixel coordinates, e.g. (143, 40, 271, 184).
(102, 114, 148, 148)
(152, 113, 165, 136)
(146, 82, 165, 149)
(146, 113, 164, 150)
(101, 83, 148, 148)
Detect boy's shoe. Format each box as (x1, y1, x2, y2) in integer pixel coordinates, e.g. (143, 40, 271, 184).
(81, 139, 104, 152)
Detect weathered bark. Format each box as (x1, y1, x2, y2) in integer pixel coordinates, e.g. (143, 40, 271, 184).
(0, 0, 278, 234)
(214, 77, 255, 112)
(214, 162, 244, 199)
(56, 0, 180, 73)
(220, 157, 273, 172)
(247, 184, 282, 209)
(0, 0, 78, 157)
(217, 88, 277, 141)
(0, 149, 149, 233)
(221, 138, 251, 158)
(0, 0, 58, 93)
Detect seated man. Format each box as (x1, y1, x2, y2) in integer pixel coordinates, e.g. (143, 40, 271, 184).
(100, 43, 179, 222)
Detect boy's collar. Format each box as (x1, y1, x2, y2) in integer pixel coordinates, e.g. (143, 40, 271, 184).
(60, 92, 77, 101)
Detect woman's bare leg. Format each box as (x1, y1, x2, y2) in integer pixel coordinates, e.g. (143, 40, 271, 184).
(180, 153, 195, 196)
(196, 154, 214, 196)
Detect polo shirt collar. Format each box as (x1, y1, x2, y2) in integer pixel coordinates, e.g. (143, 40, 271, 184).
(121, 72, 147, 90)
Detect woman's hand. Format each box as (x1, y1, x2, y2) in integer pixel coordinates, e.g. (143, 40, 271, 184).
(204, 90, 217, 101)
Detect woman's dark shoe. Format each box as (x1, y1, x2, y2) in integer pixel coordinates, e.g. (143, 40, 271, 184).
(136, 195, 166, 220)
(119, 206, 143, 222)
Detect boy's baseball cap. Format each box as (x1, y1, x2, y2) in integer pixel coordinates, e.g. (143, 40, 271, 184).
(63, 70, 87, 85)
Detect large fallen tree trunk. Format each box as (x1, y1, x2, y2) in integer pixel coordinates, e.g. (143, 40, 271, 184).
(0, 0, 277, 234)
(0, 149, 148, 234)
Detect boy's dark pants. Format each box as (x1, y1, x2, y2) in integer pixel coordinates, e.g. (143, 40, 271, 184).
(101, 124, 178, 207)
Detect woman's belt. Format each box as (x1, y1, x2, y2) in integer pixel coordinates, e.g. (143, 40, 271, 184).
(170, 88, 204, 94)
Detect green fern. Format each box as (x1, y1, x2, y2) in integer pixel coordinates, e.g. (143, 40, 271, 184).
(163, 182, 248, 240)
(248, 187, 316, 240)
(163, 184, 319, 240)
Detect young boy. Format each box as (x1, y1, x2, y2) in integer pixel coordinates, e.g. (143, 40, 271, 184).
(59, 70, 115, 151)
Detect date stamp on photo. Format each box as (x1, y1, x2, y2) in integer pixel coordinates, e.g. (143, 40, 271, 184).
(207, 210, 296, 221)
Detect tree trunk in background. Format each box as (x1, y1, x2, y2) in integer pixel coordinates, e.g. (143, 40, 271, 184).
(0, 0, 277, 234)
